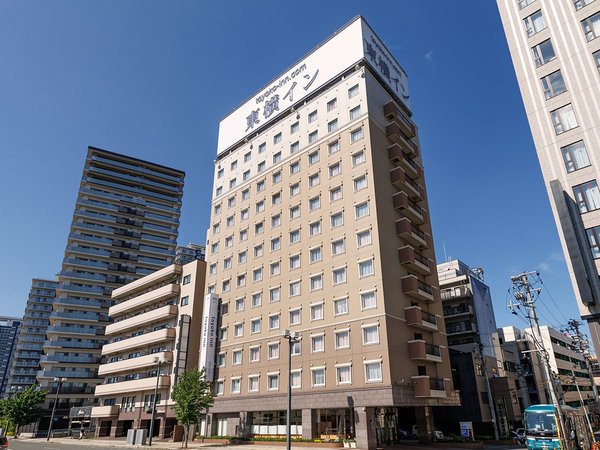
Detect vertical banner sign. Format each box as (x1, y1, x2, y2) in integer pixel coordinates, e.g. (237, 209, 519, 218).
(199, 293, 219, 381)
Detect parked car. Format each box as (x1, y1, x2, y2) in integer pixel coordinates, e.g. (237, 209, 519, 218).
(411, 425, 444, 440)
(397, 429, 411, 439)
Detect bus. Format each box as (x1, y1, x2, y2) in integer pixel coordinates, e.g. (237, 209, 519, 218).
(524, 404, 592, 449)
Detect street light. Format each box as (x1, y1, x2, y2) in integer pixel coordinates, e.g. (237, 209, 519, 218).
(148, 358, 167, 446)
(47, 377, 67, 441)
(282, 330, 300, 450)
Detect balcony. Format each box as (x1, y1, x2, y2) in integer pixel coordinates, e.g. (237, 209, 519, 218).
(109, 284, 180, 317)
(446, 321, 477, 336)
(408, 340, 443, 363)
(44, 340, 105, 350)
(402, 275, 437, 302)
(395, 218, 430, 249)
(98, 351, 172, 376)
(50, 311, 110, 323)
(111, 264, 181, 299)
(390, 167, 422, 200)
(383, 100, 417, 138)
(105, 305, 177, 335)
(393, 192, 427, 224)
(91, 405, 120, 418)
(440, 286, 471, 301)
(37, 370, 100, 380)
(388, 144, 422, 179)
(386, 122, 419, 158)
(102, 328, 175, 355)
(40, 355, 101, 364)
(404, 306, 439, 332)
(444, 304, 473, 318)
(398, 245, 432, 275)
(94, 375, 170, 396)
(412, 376, 449, 398)
(47, 326, 103, 336)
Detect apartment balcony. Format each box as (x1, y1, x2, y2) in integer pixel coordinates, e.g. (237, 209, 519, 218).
(94, 375, 170, 396)
(50, 311, 110, 323)
(40, 355, 101, 364)
(46, 326, 103, 336)
(393, 192, 427, 224)
(444, 304, 473, 318)
(395, 218, 430, 249)
(105, 305, 177, 336)
(383, 100, 417, 138)
(440, 286, 472, 301)
(407, 340, 443, 363)
(404, 306, 440, 332)
(44, 340, 104, 350)
(109, 284, 180, 317)
(37, 370, 100, 380)
(387, 144, 422, 179)
(111, 264, 181, 299)
(402, 275, 437, 303)
(412, 376, 450, 398)
(102, 328, 176, 355)
(390, 167, 422, 200)
(53, 296, 112, 310)
(98, 351, 172, 376)
(91, 405, 120, 418)
(386, 122, 419, 158)
(446, 321, 477, 336)
(398, 245, 432, 275)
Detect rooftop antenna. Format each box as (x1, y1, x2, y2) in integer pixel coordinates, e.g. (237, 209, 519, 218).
(442, 240, 449, 262)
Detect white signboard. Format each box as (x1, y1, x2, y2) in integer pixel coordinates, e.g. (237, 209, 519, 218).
(217, 16, 409, 154)
(460, 421, 473, 440)
(199, 293, 219, 381)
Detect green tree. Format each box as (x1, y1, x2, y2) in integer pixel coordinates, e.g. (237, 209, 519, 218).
(170, 367, 214, 448)
(0, 386, 46, 436)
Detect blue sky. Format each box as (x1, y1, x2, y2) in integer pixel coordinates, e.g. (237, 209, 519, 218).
(0, 1, 582, 335)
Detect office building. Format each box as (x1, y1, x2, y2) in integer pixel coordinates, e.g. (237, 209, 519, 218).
(91, 260, 206, 439)
(175, 243, 205, 265)
(438, 260, 497, 357)
(497, 0, 600, 352)
(5, 279, 56, 398)
(202, 16, 458, 448)
(0, 316, 23, 398)
(36, 146, 184, 433)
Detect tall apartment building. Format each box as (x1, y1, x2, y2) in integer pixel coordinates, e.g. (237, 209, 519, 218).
(91, 260, 206, 439)
(36, 146, 184, 433)
(437, 260, 498, 357)
(202, 16, 458, 448)
(497, 0, 600, 352)
(5, 279, 56, 398)
(0, 317, 23, 398)
(175, 243, 205, 265)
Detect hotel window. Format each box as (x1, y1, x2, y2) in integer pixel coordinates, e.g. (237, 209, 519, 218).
(230, 178, 237, 189)
(332, 239, 345, 256)
(259, 143, 266, 153)
(268, 374, 279, 390)
(351, 128, 363, 143)
(268, 343, 280, 360)
(328, 140, 340, 154)
(242, 189, 250, 200)
(217, 168, 224, 179)
(257, 161, 266, 173)
(312, 368, 326, 387)
(216, 186, 222, 196)
(308, 110, 317, 123)
(334, 297, 348, 316)
(331, 212, 344, 228)
(251, 319, 261, 334)
(309, 151, 320, 165)
(532, 39, 556, 67)
(291, 141, 300, 153)
(562, 141, 591, 173)
(255, 222, 264, 235)
(328, 119, 338, 133)
(518, 0, 535, 8)
(233, 350, 242, 364)
(291, 341, 301, 356)
(244, 151, 252, 162)
(337, 366, 351, 385)
(290, 280, 301, 297)
(225, 236, 233, 248)
(212, 223, 220, 234)
(208, 285, 216, 293)
(240, 229, 248, 241)
(357, 229, 372, 247)
(250, 346, 260, 361)
(291, 122, 299, 134)
(238, 251, 247, 264)
(257, 180, 265, 192)
(241, 209, 249, 221)
(573, 181, 600, 213)
(234, 323, 243, 338)
(228, 197, 236, 208)
(310, 247, 322, 263)
(231, 378, 241, 394)
(327, 98, 337, 111)
(272, 214, 281, 227)
(575, 0, 596, 10)
(352, 150, 365, 166)
(290, 183, 300, 196)
(310, 274, 323, 291)
(309, 196, 320, 211)
(270, 287, 280, 303)
(219, 327, 228, 340)
(214, 204, 222, 215)
(248, 376, 259, 392)
(181, 296, 189, 306)
(330, 187, 343, 202)
(311, 336, 325, 353)
(355, 202, 369, 218)
(311, 303, 324, 321)
(235, 298, 245, 312)
(551, 104, 577, 135)
(256, 201, 265, 213)
(349, 105, 361, 120)
(216, 381, 224, 395)
(291, 370, 301, 388)
(333, 267, 346, 285)
(231, 160, 238, 170)
(365, 362, 383, 382)
(335, 330, 350, 349)
(308, 173, 320, 187)
(269, 314, 280, 330)
(217, 353, 226, 367)
(359, 259, 374, 278)
(274, 133, 282, 144)
(237, 274, 246, 287)
(226, 216, 235, 227)
(329, 163, 341, 178)
(183, 274, 191, 285)
(582, 11, 600, 41)
(309, 131, 318, 143)
(273, 152, 282, 163)
(348, 84, 359, 98)
(290, 230, 300, 244)
(363, 325, 379, 345)
(273, 171, 282, 184)
(271, 237, 281, 251)
(209, 263, 217, 275)
(354, 175, 367, 192)
(290, 309, 301, 325)
(253, 268, 263, 282)
(594, 51, 600, 74)
(290, 205, 300, 219)
(310, 221, 321, 236)
(254, 244, 263, 258)
(252, 292, 262, 307)
(524, 10, 546, 36)
(541, 70, 566, 100)
(290, 162, 300, 174)
(243, 170, 250, 181)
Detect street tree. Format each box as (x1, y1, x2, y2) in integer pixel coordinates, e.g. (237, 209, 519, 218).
(0, 386, 46, 436)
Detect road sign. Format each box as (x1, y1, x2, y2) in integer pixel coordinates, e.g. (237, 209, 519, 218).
(460, 421, 473, 440)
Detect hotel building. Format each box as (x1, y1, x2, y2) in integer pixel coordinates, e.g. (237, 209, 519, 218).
(202, 16, 458, 448)
(91, 260, 206, 439)
(37, 147, 184, 432)
(497, 0, 600, 352)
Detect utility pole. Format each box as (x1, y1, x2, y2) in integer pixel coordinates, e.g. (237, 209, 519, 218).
(509, 271, 569, 450)
(564, 319, 599, 403)
(473, 343, 499, 440)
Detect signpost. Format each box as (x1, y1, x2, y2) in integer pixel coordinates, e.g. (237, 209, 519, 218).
(460, 422, 474, 441)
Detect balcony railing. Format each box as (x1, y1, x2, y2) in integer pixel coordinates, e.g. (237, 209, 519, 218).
(417, 279, 433, 295)
(440, 286, 471, 300)
(421, 310, 437, 326)
(429, 377, 446, 391)
(425, 343, 441, 357)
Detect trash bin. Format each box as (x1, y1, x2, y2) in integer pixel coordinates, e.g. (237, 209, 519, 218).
(135, 429, 148, 445)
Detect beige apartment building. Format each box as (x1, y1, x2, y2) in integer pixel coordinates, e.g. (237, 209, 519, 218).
(91, 260, 206, 439)
(202, 16, 458, 449)
(497, 0, 600, 352)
